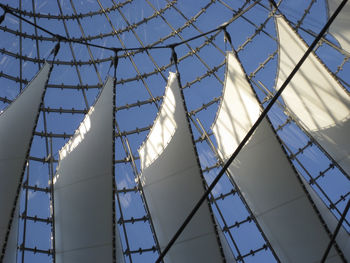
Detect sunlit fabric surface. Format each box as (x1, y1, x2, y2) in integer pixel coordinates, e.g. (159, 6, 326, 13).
(212, 52, 344, 262)
(276, 15, 350, 175)
(211, 53, 260, 159)
(0, 62, 51, 261)
(139, 74, 177, 170)
(327, 0, 350, 53)
(139, 72, 234, 263)
(54, 77, 124, 263)
(0, 1, 349, 262)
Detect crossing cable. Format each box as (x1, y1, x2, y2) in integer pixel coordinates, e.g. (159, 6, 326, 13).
(0, 0, 264, 69)
(0, 41, 61, 262)
(111, 50, 161, 261)
(0, 2, 175, 46)
(55, 0, 90, 109)
(0, 0, 261, 55)
(19, 0, 23, 91)
(249, 79, 350, 223)
(165, 0, 226, 56)
(154, 1, 348, 262)
(194, 64, 350, 232)
(171, 46, 228, 262)
(68, 0, 107, 85)
(321, 198, 350, 262)
(48, 137, 56, 263)
(257, 0, 350, 58)
(99, 1, 164, 259)
(195, 120, 248, 262)
(114, 120, 162, 262)
(195, 115, 280, 262)
(112, 51, 118, 263)
(294, 0, 317, 30)
(0, 3, 113, 50)
(4, 0, 132, 20)
(20, 1, 54, 260)
(145, 0, 224, 85)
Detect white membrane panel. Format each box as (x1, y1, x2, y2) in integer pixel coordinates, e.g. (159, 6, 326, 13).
(327, 0, 350, 53)
(139, 73, 231, 263)
(0, 62, 51, 258)
(212, 52, 343, 262)
(217, 219, 236, 262)
(276, 16, 350, 175)
(3, 202, 19, 263)
(211, 53, 260, 159)
(54, 77, 124, 263)
(301, 177, 350, 261)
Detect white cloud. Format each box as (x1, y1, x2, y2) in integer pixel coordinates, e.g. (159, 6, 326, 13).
(7, 17, 19, 25)
(0, 56, 8, 66)
(118, 179, 132, 208)
(120, 193, 132, 208)
(37, 1, 48, 11)
(27, 190, 37, 200)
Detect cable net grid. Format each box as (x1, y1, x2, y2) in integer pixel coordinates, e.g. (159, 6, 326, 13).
(0, 0, 349, 262)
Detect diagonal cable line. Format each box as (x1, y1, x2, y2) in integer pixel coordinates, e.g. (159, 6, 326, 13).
(0, 0, 261, 54)
(154, 0, 348, 261)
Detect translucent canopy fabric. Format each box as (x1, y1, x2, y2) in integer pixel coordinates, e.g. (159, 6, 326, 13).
(139, 72, 233, 263)
(275, 15, 350, 175)
(54, 77, 124, 263)
(0, 62, 52, 261)
(211, 53, 260, 159)
(327, 0, 350, 53)
(139, 73, 177, 170)
(0, 1, 348, 263)
(212, 52, 345, 262)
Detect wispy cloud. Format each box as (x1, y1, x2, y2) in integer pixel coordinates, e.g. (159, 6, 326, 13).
(118, 179, 132, 208)
(27, 190, 37, 200)
(7, 17, 19, 25)
(36, 1, 48, 11)
(0, 56, 8, 66)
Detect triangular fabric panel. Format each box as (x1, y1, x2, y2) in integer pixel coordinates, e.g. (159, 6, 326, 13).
(139, 72, 233, 263)
(0, 62, 52, 261)
(54, 77, 124, 263)
(211, 53, 260, 160)
(300, 176, 350, 260)
(3, 205, 19, 263)
(327, 0, 350, 53)
(217, 219, 236, 262)
(276, 15, 350, 175)
(212, 52, 345, 262)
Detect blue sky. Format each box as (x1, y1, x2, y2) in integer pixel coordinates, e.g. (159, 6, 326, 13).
(0, 0, 349, 262)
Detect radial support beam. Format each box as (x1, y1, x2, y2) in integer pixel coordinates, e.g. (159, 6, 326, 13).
(212, 52, 347, 262)
(139, 72, 234, 263)
(0, 62, 52, 262)
(53, 77, 124, 263)
(302, 177, 350, 261)
(327, 0, 350, 53)
(275, 15, 350, 176)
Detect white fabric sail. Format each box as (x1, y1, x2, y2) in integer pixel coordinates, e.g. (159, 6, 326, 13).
(301, 177, 350, 260)
(2, 205, 19, 263)
(212, 52, 345, 262)
(276, 15, 350, 175)
(54, 77, 124, 263)
(211, 53, 260, 160)
(139, 72, 233, 263)
(0, 62, 52, 261)
(327, 0, 350, 53)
